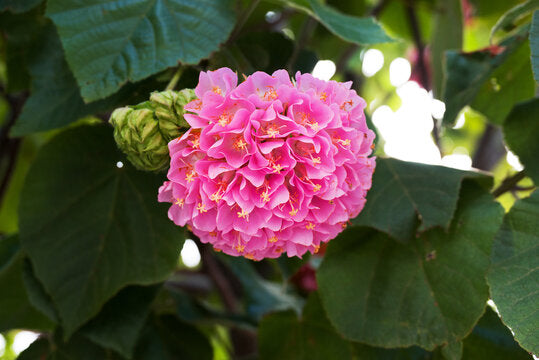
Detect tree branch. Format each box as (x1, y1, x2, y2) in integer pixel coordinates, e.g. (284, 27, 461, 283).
(492, 171, 529, 198)
(200, 243, 239, 313)
(404, 0, 442, 152)
(472, 123, 506, 171)
(0, 89, 27, 206)
(286, 16, 317, 73)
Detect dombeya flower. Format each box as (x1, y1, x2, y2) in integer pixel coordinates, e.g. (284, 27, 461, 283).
(158, 68, 376, 260)
(110, 89, 196, 171)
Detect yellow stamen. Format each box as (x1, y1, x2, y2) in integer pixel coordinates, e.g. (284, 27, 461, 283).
(261, 191, 270, 202)
(245, 252, 255, 260)
(210, 191, 222, 202)
(234, 137, 248, 151)
(212, 86, 222, 95)
(174, 198, 184, 208)
(320, 92, 327, 101)
(313, 245, 320, 254)
(268, 236, 278, 243)
(218, 113, 230, 127)
(235, 244, 245, 253)
(196, 203, 207, 213)
(262, 86, 278, 101)
(185, 171, 196, 183)
(289, 208, 298, 216)
(272, 163, 284, 173)
(306, 222, 316, 230)
(307, 122, 320, 131)
(237, 209, 249, 220)
(313, 184, 321, 192)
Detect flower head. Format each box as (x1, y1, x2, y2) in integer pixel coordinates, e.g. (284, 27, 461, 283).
(110, 89, 196, 171)
(159, 68, 376, 260)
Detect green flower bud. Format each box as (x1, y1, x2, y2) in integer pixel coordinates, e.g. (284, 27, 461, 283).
(109, 88, 196, 172)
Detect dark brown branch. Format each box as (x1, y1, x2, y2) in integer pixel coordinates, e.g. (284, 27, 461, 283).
(492, 171, 528, 198)
(472, 123, 506, 171)
(200, 244, 239, 313)
(286, 16, 318, 73)
(404, 0, 442, 151)
(199, 242, 257, 358)
(0, 89, 27, 205)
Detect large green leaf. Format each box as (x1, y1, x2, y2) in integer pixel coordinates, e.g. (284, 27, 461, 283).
(134, 314, 213, 360)
(470, 41, 535, 125)
(0, 236, 53, 332)
(430, 0, 463, 97)
(218, 255, 302, 320)
(17, 338, 51, 360)
(22, 258, 60, 323)
(531, 10, 539, 82)
(307, 0, 393, 45)
(17, 334, 123, 360)
(11, 24, 160, 136)
(18, 125, 184, 337)
(46, 0, 236, 102)
(352, 158, 490, 242)
(461, 307, 532, 359)
(0, 0, 42, 13)
(318, 182, 504, 350)
(490, 0, 539, 40)
(258, 293, 354, 360)
(442, 28, 529, 126)
(487, 191, 539, 355)
(503, 98, 539, 184)
(0, 10, 47, 93)
(80, 285, 160, 359)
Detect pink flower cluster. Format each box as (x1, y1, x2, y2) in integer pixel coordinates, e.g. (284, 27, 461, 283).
(158, 68, 375, 260)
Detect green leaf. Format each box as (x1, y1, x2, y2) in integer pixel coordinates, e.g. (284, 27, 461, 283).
(430, 0, 463, 97)
(218, 255, 302, 320)
(307, 0, 393, 45)
(441, 29, 529, 126)
(16, 338, 51, 360)
(531, 11, 539, 82)
(490, 0, 539, 41)
(258, 293, 354, 360)
(46, 0, 236, 102)
(470, 41, 535, 125)
(461, 307, 532, 359)
(487, 191, 539, 355)
(134, 314, 213, 360)
(41, 333, 123, 360)
(0, 10, 46, 93)
(80, 285, 160, 359)
(440, 341, 463, 360)
(22, 258, 60, 323)
(11, 24, 160, 136)
(352, 344, 432, 359)
(352, 158, 490, 242)
(18, 125, 184, 337)
(318, 181, 504, 350)
(0, 235, 53, 332)
(503, 98, 539, 184)
(0, 0, 42, 13)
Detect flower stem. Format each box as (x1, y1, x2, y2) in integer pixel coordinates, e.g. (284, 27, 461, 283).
(165, 67, 184, 91)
